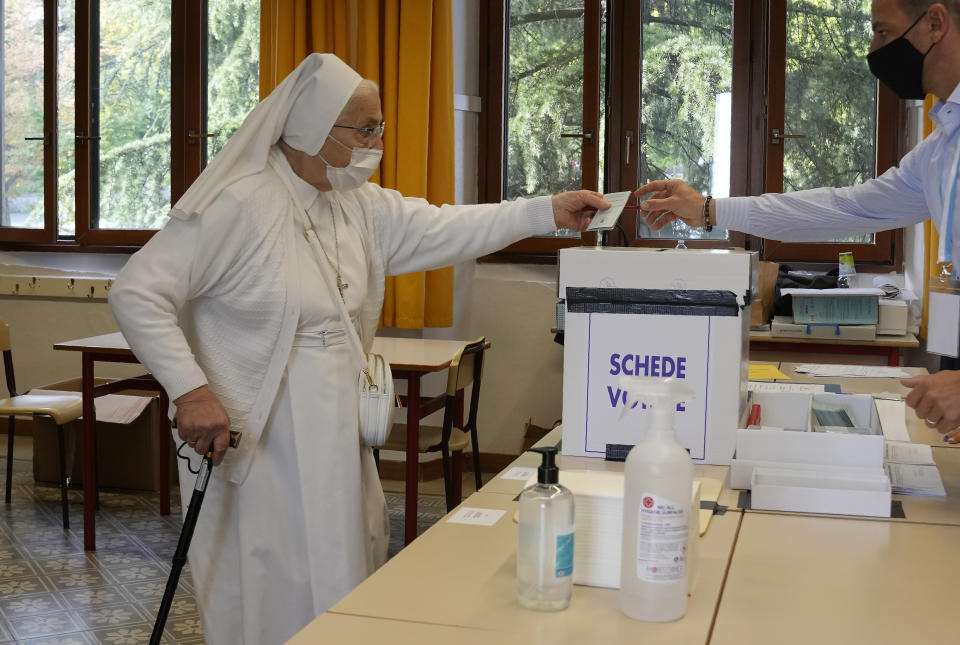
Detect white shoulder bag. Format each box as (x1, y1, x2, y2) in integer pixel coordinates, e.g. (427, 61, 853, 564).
(269, 154, 397, 447)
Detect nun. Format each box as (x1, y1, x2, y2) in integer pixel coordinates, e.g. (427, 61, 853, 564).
(109, 53, 608, 645)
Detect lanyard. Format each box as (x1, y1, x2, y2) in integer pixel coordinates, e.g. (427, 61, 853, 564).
(938, 138, 960, 276)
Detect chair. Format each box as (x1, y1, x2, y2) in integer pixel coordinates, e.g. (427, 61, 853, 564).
(0, 316, 82, 529)
(378, 337, 486, 511)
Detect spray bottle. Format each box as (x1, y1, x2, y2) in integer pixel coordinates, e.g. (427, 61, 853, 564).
(517, 446, 575, 610)
(618, 376, 694, 622)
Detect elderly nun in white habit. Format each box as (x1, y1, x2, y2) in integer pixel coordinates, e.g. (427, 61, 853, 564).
(109, 53, 608, 645)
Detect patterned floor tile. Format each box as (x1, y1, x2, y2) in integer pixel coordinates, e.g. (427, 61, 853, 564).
(0, 543, 21, 561)
(90, 622, 169, 645)
(0, 617, 12, 641)
(72, 603, 149, 630)
(90, 536, 143, 554)
(163, 617, 205, 642)
(0, 591, 64, 619)
(8, 610, 82, 640)
(22, 539, 84, 559)
(0, 574, 52, 597)
(105, 564, 168, 584)
(59, 586, 131, 610)
(115, 518, 178, 534)
(34, 554, 99, 577)
(46, 571, 115, 590)
(120, 581, 167, 602)
(135, 594, 197, 620)
(96, 551, 157, 571)
(0, 557, 38, 580)
(19, 633, 94, 645)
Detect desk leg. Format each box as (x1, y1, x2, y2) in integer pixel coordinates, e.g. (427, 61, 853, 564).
(888, 348, 899, 367)
(82, 355, 96, 551)
(404, 376, 421, 545)
(158, 390, 170, 515)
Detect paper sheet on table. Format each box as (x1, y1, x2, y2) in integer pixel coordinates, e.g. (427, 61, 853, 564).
(781, 287, 884, 296)
(748, 364, 790, 380)
(748, 381, 824, 394)
(586, 191, 632, 231)
(884, 463, 947, 497)
(793, 364, 911, 378)
(884, 441, 935, 465)
(29, 389, 152, 424)
(874, 399, 911, 442)
(696, 477, 722, 537)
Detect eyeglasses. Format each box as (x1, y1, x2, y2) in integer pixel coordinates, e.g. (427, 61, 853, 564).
(332, 122, 386, 141)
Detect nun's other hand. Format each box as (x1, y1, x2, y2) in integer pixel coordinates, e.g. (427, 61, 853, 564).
(174, 385, 232, 465)
(552, 191, 611, 232)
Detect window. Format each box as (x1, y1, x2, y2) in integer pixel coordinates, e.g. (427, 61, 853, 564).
(0, 0, 259, 248)
(481, 0, 903, 266)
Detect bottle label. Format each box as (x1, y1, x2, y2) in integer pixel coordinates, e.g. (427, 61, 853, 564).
(555, 531, 574, 578)
(635, 493, 687, 583)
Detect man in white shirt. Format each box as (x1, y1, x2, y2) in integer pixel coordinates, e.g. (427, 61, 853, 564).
(634, 0, 960, 441)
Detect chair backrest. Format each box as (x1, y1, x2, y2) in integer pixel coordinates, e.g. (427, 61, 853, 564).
(0, 315, 14, 397)
(442, 337, 485, 434)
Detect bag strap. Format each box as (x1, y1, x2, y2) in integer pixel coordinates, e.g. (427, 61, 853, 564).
(266, 153, 370, 379)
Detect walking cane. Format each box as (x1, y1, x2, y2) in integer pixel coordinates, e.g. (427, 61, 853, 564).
(149, 430, 241, 645)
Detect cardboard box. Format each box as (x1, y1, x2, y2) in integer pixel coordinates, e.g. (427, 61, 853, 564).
(750, 261, 779, 327)
(730, 391, 886, 490)
(32, 378, 171, 491)
(770, 316, 876, 341)
(751, 467, 891, 518)
(559, 247, 757, 465)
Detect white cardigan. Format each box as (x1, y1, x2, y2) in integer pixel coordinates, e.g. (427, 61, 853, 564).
(109, 159, 555, 484)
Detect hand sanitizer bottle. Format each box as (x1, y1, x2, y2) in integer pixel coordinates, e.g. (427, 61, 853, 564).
(517, 446, 575, 610)
(618, 376, 695, 622)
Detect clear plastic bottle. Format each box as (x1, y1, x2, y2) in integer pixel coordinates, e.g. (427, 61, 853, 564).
(517, 446, 575, 611)
(618, 376, 695, 622)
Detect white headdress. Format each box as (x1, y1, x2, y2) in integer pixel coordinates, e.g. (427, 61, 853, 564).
(170, 53, 361, 220)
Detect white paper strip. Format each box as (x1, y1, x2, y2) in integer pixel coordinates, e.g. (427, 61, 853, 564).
(447, 507, 507, 526)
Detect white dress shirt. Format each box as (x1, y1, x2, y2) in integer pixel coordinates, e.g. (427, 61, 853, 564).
(718, 82, 960, 265)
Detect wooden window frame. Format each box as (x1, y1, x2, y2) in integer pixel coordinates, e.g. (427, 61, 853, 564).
(754, 0, 904, 272)
(481, 0, 750, 263)
(0, 0, 205, 251)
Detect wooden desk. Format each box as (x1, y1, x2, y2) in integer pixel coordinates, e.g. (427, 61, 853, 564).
(749, 329, 919, 366)
(329, 490, 742, 644)
(53, 332, 171, 552)
(287, 613, 502, 645)
(711, 512, 960, 645)
(54, 332, 475, 550)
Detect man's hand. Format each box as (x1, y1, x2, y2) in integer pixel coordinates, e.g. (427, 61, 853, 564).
(901, 370, 960, 442)
(551, 191, 611, 231)
(634, 179, 707, 231)
(174, 385, 232, 465)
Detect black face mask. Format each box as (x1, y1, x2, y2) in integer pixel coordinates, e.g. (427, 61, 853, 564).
(867, 11, 937, 100)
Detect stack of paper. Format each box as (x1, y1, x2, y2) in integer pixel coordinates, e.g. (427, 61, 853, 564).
(883, 441, 946, 497)
(794, 364, 912, 378)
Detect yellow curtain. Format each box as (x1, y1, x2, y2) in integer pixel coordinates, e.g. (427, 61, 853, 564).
(921, 94, 938, 339)
(259, 0, 456, 328)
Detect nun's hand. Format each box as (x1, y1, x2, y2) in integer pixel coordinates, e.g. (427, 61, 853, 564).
(552, 191, 611, 232)
(174, 385, 232, 465)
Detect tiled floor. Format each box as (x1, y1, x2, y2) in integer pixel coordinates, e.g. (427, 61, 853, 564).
(0, 436, 489, 645)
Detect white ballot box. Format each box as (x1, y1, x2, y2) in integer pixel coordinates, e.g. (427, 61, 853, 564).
(558, 247, 757, 465)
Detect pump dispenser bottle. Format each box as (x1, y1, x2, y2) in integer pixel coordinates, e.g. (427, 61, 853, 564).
(618, 376, 695, 622)
(517, 446, 575, 610)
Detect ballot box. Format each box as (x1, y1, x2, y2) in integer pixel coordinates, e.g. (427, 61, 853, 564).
(558, 247, 757, 465)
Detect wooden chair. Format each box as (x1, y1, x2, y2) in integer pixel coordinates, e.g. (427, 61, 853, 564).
(0, 316, 82, 529)
(378, 337, 486, 511)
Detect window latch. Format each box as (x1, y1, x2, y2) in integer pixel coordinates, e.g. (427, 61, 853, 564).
(560, 129, 594, 143)
(188, 130, 219, 145)
(75, 133, 101, 146)
(770, 128, 806, 145)
(24, 134, 50, 147)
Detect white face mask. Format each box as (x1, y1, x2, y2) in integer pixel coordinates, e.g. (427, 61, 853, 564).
(319, 134, 382, 191)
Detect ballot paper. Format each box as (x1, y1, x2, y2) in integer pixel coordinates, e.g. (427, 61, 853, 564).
(447, 507, 506, 526)
(885, 463, 947, 497)
(794, 364, 912, 379)
(874, 399, 911, 442)
(585, 191, 632, 231)
(748, 364, 790, 380)
(884, 441, 935, 465)
(747, 382, 825, 394)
